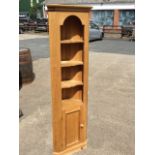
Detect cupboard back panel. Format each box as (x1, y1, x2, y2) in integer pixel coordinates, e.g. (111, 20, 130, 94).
(62, 86, 83, 101)
(61, 66, 83, 81)
(61, 44, 83, 61)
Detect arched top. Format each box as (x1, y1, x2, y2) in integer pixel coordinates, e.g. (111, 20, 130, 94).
(61, 15, 84, 41)
(60, 15, 84, 26)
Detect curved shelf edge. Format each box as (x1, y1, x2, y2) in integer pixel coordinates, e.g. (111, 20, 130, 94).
(61, 39, 84, 44)
(61, 61, 83, 67)
(61, 80, 83, 89)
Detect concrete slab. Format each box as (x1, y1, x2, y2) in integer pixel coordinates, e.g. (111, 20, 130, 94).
(20, 52, 134, 155)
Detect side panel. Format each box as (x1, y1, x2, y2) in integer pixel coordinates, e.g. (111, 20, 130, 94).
(48, 12, 62, 152)
(83, 13, 89, 142)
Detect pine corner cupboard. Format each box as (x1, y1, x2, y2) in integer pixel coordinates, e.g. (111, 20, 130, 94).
(47, 5, 92, 155)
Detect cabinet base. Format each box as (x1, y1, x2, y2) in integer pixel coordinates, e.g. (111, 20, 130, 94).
(53, 141, 87, 155)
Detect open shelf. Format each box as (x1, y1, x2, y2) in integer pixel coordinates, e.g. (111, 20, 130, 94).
(61, 39, 83, 44)
(61, 65, 83, 83)
(61, 80, 83, 89)
(62, 85, 83, 101)
(61, 61, 83, 67)
(61, 44, 83, 62)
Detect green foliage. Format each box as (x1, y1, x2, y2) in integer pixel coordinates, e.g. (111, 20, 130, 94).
(30, 0, 44, 19)
(19, 0, 44, 19)
(30, 6, 37, 19)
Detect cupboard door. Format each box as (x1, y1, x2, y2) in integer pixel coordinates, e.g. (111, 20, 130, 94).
(62, 105, 83, 148)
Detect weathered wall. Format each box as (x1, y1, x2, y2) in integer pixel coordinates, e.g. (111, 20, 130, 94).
(92, 9, 134, 26)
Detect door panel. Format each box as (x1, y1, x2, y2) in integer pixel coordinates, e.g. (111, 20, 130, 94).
(62, 105, 82, 148)
(66, 110, 80, 146)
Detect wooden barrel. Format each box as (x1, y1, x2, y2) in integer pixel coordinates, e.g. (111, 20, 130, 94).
(19, 48, 34, 84)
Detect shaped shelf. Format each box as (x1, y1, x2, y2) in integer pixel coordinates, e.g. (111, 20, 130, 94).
(61, 80, 83, 89)
(61, 39, 83, 44)
(61, 61, 83, 67)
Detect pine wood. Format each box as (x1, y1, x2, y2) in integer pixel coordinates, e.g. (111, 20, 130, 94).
(61, 40, 83, 44)
(48, 4, 91, 155)
(61, 61, 83, 67)
(61, 80, 83, 89)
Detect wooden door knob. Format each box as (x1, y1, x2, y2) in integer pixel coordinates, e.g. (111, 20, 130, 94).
(80, 124, 84, 128)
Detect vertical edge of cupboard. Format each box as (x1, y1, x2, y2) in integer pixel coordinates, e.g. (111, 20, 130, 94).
(82, 12, 89, 142)
(48, 12, 63, 152)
